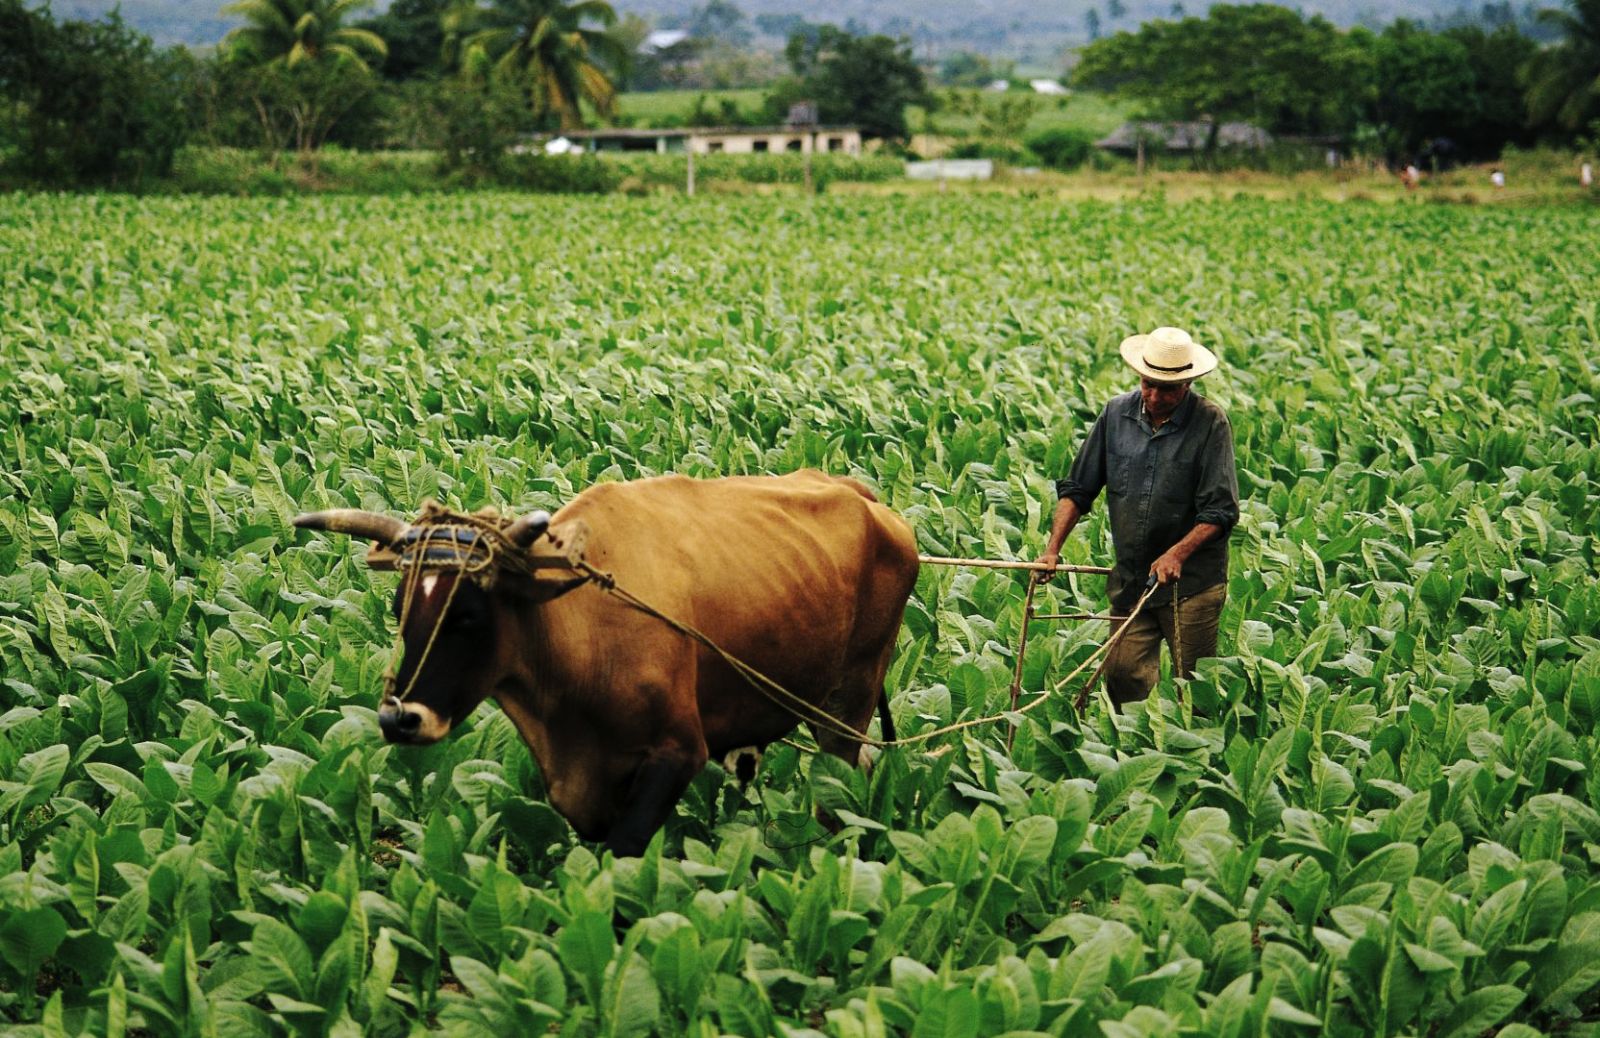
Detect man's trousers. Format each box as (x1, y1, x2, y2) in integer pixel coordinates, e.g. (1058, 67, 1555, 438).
(1103, 583, 1227, 704)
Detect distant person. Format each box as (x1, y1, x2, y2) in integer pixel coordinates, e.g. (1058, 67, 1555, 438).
(1582, 163, 1593, 189)
(1491, 168, 1506, 190)
(1034, 327, 1240, 704)
(1401, 164, 1420, 191)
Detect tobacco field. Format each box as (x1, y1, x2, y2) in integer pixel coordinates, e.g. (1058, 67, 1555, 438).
(2, 193, 1599, 1037)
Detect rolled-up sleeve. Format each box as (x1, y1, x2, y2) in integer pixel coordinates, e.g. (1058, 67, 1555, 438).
(1193, 415, 1240, 533)
(1054, 409, 1109, 513)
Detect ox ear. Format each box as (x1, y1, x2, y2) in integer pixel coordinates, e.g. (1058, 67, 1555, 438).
(505, 510, 551, 548)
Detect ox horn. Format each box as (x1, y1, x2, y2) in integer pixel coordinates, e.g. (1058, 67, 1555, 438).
(504, 510, 551, 548)
(292, 510, 408, 545)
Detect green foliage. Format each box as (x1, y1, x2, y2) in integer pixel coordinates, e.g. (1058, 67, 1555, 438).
(444, 0, 629, 131)
(221, 0, 387, 70)
(410, 73, 531, 172)
(358, 0, 451, 82)
(495, 153, 622, 192)
(1441, 24, 1540, 157)
(1366, 20, 1479, 159)
(0, 1, 189, 187)
(1025, 127, 1098, 170)
(937, 52, 1015, 89)
(1074, 3, 1548, 163)
(768, 24, 932, 143)
(2, 193, 1600, 1037)
(1524, 0, 1600, 134)
(1074, 4, 1370, 139)
(230, 58, 389, 154)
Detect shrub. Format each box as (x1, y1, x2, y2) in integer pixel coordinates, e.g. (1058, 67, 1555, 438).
(495, 154, 622, 194)
(1024, 127, 1096, 171)
(948, 140, 1026, 165)
(0, 0, 189, 187)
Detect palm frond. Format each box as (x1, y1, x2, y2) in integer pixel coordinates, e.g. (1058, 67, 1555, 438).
(332, 26, 388, 58)
(222, 0, 294, 30)
(326, 0, 377, 23)
(576, 60, 615, 115)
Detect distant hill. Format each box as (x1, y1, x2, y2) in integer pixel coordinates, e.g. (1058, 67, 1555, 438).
(53, 0, 236, 50)
(53, 0, 1537, 66)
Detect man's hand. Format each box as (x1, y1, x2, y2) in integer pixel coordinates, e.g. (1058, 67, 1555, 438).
(1032, 552, 1060, 586)
(1150, 551, 1184, 585)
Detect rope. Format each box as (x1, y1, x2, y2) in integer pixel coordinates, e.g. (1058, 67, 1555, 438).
(376, 504, 1152, 752)
(386, 525, 481, 702)
(578, 556, 1159, 749)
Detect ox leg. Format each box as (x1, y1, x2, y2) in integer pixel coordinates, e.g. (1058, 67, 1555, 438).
(605, 748, 703, 858)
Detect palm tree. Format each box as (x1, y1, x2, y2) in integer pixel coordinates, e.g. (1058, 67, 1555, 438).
(222, 0, 388, 70)
(1525, 0, 1600, 131)
(446, 0, 628, 130)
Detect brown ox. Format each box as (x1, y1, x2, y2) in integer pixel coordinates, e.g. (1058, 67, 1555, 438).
(293, 470, 919, 856)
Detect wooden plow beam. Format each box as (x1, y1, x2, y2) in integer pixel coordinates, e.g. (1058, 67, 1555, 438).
(915, 553, 1115, 747)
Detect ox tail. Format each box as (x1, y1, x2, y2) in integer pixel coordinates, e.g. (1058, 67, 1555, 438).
(876, 690, 897, 745)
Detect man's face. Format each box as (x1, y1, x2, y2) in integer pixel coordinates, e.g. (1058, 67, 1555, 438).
(1139, 377, 1192, 421)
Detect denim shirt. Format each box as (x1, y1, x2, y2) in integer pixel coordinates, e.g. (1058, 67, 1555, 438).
(1055, 389, 1240, 609)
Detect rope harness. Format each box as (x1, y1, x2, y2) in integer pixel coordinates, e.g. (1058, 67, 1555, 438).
(380, 506, 561, 704)
(377, 505, 1161, 749)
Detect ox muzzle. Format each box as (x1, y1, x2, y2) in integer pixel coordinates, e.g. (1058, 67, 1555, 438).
(377, 696, 452, 744)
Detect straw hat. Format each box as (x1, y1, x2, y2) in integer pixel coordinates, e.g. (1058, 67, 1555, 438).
(1119, 326, 1218, 383)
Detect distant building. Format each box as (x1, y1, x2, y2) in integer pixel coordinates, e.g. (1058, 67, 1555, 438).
(984, 79, 1010, 92)
(1096, 121, 1272, 154)
(1030, 80, 1070, 95)
(641, 30, 691, 54)
(539, 126, 863, 156)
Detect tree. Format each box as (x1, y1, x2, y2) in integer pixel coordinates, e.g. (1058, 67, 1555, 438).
(978, 93, 1040, 146)
(1108, 0, 1127, 21)
(1446, 23, 1538, 155)
(1074, 5, 1371, 148)
(221, 0, 389, 154)
(1524, 0, 1600, 133)
(446, 0, 629, 130)
(767, 25, 931, 142)
(687, 0, 751, 46)
(939, 52, 1013, 87)
(0, 0, 189, 186)
(1086, 7, 1103, 40)
(1363, 21, 1479, 159)
(222, 0, 387, 69)
(360, 0, 449, 81)
(238, 60, 387, 153)
(388, 69, 529, 169)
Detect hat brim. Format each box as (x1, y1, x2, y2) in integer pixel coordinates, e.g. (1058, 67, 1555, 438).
(1119, 334, 1219, 382)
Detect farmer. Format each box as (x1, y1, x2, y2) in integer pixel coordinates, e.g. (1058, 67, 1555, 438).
(1033, 327, 1240, 703)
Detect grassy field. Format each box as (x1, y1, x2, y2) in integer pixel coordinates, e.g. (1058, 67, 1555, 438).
(3, 193, 1599, 1036)
(615, 89, 770, 127)
(614, 87, 1130, 141)
(910, 88, 1132, 139)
